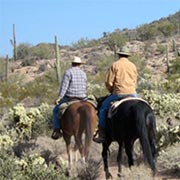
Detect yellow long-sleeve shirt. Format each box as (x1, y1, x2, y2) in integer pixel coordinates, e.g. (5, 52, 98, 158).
(105, 57, 137, 95)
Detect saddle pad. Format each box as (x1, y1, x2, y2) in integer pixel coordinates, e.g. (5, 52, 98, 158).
(107, 97, 149, 118)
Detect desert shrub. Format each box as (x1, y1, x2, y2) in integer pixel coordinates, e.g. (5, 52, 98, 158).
(17, 43, 32, 59)
(76, 159, 101, 180)
(23, 70, 58, 103)
(6, 103, 52, 141)
(0, 81, 23, 108)
(137, 24, 159, 40)
(138, 73, 155, 92)
(155, 76, 180, 93)
(0, 150, 71, 180)
(87, 82, 107, 97)
(130, 54, 150, 76)
(171, 56, 180, 74)
(31, 103, 53, 139)
(8, 103, 39, 140)
(72, 38, 100, 49)
(157, 20, 175, 37)
(157, 124, 180, 150)
(0, 69, 58, 108)
(21, 58, 36, 66)
(158, 143, 180, 177)
(143, 90, 180, 118)
(157, 44, 166, 54)
(0, 134, 14, 150)
(31, 43, 55, 60)
(105, 31, 128, 54)
(97, 55, 115, 71)
(17, 43, 55, 60)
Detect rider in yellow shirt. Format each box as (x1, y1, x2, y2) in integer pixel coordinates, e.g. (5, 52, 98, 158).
(94, 47, 138, 143)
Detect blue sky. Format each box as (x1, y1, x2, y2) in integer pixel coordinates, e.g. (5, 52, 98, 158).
(0, 0, 180, 57)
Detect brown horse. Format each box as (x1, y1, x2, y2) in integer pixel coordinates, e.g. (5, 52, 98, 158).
(60, 101, 98, 167)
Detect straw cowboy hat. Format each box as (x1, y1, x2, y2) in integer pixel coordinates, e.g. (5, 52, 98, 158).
(116, 47, 131, 56)
(72, 56, 85, 64)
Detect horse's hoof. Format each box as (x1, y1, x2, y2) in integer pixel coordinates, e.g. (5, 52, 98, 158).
(117, 172, 123, 177)
(105, 172, 113, 179)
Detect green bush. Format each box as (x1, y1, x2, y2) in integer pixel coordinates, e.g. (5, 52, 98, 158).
(0, 150, 71, 180)
(105, 32, 128, 53)
(72, 38, 100, 49)
(31, 43, 55, 60)
(0, 70, 58, 108)
(17, 43, 55, 60)
(171, 57, 180, 74)
(17, 43, 32, 59)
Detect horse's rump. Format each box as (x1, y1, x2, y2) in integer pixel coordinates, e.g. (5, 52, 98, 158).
(61, 101, 97, 136)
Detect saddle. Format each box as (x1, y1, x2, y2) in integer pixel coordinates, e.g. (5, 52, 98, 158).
(57, 95, 97, 119)
(107, 97, 149, 119)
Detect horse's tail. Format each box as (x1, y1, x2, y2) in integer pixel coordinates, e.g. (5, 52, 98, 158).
(83, 105, 95, 157)
(85, 113, 92, 144)
(134, 102, 156, 172)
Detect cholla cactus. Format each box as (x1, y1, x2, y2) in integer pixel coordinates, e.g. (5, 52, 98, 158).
(9, 104, 35, 139)
(0, 135, 14, 150)
(7, 103, 51, 140)
(15, 159, 28, 169)
(27, 108, 41, 123)
(157, 125, 180, 150)
(143, 90, 180, 118)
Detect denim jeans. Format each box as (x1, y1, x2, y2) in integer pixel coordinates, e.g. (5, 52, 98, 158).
(52, 96, 68, 129)
(98, 93, 138, 128)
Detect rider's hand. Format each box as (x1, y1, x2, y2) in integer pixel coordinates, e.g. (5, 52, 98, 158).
(55, 97, 62, 105)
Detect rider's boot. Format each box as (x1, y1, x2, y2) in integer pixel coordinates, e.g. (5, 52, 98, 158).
(51, 128, 62, 140)
(93, 127, 106, 143)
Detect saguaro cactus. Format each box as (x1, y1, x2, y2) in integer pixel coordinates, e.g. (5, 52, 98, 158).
(5, 55, 9, 81)
(54, 35, 61, 84)
(10, 24, 17, 61)
(166, 45, 170, 73)
(172, 39, 178, 57)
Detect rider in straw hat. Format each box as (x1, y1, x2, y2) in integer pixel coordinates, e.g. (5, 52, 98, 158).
(51, 56, 87, 139)
(93, 47, 138, 143)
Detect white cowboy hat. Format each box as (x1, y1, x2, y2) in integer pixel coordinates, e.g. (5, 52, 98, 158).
(72, 56, 85, 64)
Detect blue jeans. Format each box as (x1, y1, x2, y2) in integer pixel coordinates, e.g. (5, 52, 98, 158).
(98, 93, 138, 128)
(52, 96, 69, 129)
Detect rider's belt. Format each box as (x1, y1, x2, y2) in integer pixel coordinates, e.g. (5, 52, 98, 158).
(66, 96, 84, 101)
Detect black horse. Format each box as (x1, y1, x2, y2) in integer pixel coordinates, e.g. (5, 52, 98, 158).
(97, 97, 157, 179)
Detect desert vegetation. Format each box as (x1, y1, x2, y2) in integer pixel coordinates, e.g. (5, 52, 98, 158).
(0, 11, 180, 180)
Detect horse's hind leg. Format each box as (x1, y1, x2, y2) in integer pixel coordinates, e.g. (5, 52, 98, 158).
(102, 142, 112, 179)
(124, 139, 134, 168)
(64, 135, 73, 167)
(75, 134, 85, 162)
(117, 141, 123, 177)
